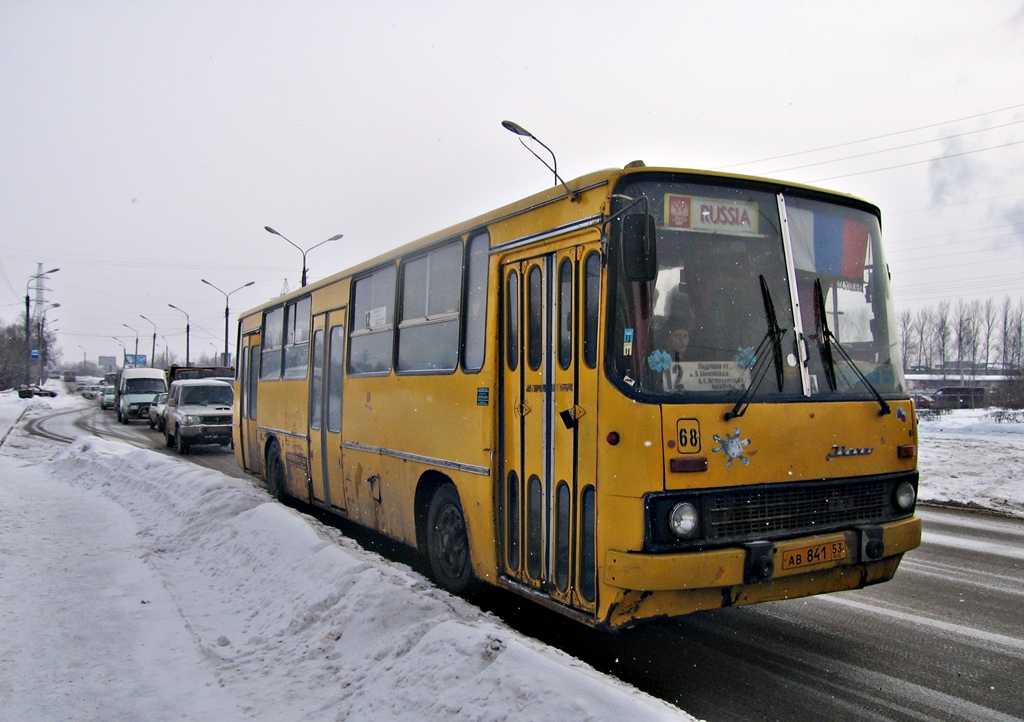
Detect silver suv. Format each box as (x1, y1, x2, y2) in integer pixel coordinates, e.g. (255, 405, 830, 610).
(164, 379, 234, 454)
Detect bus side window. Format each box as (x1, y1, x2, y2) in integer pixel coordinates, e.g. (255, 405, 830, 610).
(247, 344, 260, 418)
(349, 266, 397, 375)
(310, 329, 324, 429)
(260, 307, 284, 380)
(558, 257, 573, 370)
(583, 252, 600, 369)
(397, 241, 461, 373)
(463, 231, 489, 373)
(283, 296, 311, 380)
(506, 271, 519, 371)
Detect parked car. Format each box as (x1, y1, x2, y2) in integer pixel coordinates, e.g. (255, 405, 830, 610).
(81, 384, 101, 399)
(148, 392, 168, 431)
(99, 386, 116, 410)
(909, 391, 933, 409)
(164, 379, 234, 454)
(28, 384, 57, 397)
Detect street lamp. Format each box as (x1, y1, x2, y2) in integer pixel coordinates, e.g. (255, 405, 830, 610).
(501, 120, 579, 201)
(122, 323, 140, 368)
(264, 226, 343, 287)
(111, 337, 127, 368)
(25, 267, 59, 385)
(140, 315, 157, 368)
(168, 304, 191, 367)
(201, 279, 255, 366)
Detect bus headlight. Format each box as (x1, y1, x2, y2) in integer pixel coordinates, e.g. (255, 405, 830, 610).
(668, 502, 699, 538)
(894, 481, 916, 511)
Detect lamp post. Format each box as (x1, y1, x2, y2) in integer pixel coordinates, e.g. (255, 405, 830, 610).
(122, 323, 140, 368)
(25, 267, 59, 385)
(264, 227, 343, 287)
(139, 315, 157, 368)
(201, 279, 255, 366)
(168, 304, 191, 367)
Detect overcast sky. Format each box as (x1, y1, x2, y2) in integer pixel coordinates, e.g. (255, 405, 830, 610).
(2, 0, 1023, 367)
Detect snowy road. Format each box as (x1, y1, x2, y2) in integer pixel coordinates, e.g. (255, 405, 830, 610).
(5, 392, 1023, 721)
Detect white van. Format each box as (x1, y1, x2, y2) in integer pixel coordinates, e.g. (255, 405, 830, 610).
(116, 368, 168, 423)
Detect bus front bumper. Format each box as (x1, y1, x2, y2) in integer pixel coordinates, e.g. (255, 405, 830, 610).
(602, 515, 921, 626)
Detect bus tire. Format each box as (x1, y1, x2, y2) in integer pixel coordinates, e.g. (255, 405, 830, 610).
(426, 484, 474, 594)
(266, 442, 286, 500)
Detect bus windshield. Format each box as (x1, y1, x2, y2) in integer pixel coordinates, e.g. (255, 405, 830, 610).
(608, 176, 905, 404)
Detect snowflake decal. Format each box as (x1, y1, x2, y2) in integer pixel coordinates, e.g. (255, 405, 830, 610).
(647, 350, 673, 373)
(734, 346, 757, 369)
(712, 428, 753, 467)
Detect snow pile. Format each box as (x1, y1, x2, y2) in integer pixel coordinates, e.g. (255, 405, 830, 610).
(27, 435, 692, 721)
(917, 408, 1024, 517)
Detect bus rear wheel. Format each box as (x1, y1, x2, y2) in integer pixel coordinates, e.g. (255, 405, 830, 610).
(266, 442, 286, 500)
(426, 485, 474, 594)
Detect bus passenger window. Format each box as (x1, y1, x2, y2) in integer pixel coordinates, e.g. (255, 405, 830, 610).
(310, 329, 324, 429)
(327, 326, 345, 432)
(349, 266, 397, 374)
(247, 344, 259, 417)
(260, 307, 284, 380)
(506, 272, 519, 371)
(398, 241, 461, 373)
(527, 265, 542, 371)
(463, 232, 489, 372)
(283, 296, 311, 379)
(558, 258, 572, 370)
(583, 252, 600, 369)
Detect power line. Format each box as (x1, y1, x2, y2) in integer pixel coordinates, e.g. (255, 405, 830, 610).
(763, 119, 1024, 176)
(887, 191, 1024, 216)
(715, 102, 1024, 170)
(809, 139, 1024, 183)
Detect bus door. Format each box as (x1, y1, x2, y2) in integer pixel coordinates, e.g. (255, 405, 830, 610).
(308, 311, 347, 511)
(501, 243, 599, 612)
(239, 333, 262, 474)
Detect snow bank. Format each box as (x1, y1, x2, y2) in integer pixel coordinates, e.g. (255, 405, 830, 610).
(917, 409, 1024, 518)
(39, 437, 694, 721)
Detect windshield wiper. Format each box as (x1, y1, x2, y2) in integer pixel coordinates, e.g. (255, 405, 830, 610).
(725, 276, 788, 421)
(813, 278, 890, 416)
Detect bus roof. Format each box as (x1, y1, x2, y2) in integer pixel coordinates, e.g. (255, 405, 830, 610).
(239, 164, 876, 318)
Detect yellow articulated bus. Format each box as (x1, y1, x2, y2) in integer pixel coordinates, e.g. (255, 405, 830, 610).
(233, 163, 921, 628)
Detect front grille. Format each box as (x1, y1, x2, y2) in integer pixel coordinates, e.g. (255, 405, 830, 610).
(203, 415, 232, 425)
(706, 479, 886, 540)
(645, 472, 917, 552)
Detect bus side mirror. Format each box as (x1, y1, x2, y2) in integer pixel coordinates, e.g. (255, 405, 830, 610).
(621, 214, 658, 281)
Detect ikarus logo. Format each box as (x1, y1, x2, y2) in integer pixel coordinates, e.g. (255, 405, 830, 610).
(826, 444, 874, 461)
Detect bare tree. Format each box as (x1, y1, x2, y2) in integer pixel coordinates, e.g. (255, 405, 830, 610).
(897, 308, 914, 372)
(913, 307, 934, 370)
(999, 296, 1013, 371)
(980, 298, 996, 372)
(934, 300, 952, 377)
(955, 300, 982, 378)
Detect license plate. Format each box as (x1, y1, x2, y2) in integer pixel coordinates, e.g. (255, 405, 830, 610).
(782, 540, 848, 570)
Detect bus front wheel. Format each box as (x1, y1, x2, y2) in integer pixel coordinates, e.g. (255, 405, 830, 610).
(426, 485, 474, 594)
